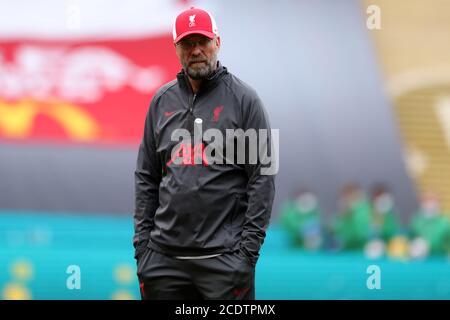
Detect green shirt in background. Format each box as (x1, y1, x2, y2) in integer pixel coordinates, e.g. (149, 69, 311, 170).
(333, 199, 372, 250)
(410, 212, 450, 255)
(280, 201, 322, 249)
(370, 209, 402, 242)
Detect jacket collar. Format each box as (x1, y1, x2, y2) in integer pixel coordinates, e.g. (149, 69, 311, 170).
(177, 61, 228, 95)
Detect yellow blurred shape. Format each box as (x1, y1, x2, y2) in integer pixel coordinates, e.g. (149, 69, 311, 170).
(48, 101, 99, 141)
(113, 264, 134, 285)
(2, 283, 32, 300)
(387, 236, 410, 260)
(0, 100, 37, 137)
(111, 290, 135, 300)
(0, 99, 99, 141)
(10, 260, 34, 281)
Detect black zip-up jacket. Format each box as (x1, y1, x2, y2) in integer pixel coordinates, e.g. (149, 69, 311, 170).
(133, 63, 275, 266)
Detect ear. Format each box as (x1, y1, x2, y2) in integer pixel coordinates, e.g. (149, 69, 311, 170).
(174, 48, 183, 64)
(215, 36, 221, 50)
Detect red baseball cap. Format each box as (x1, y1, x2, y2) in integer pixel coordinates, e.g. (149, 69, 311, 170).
(172, 7, 219, 43)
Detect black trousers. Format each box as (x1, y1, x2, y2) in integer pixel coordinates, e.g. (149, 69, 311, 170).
(136, 247, 255, 300)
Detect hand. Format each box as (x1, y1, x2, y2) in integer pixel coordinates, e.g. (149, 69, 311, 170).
(238, 247, 256, 268)
(134, 241, 149, 260)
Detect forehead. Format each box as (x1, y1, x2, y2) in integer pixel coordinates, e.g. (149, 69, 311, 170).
(180, 34, 211, 42)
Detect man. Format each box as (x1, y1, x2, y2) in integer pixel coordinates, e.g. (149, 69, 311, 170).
(280, 189, 323, 250)
(409, 192, 450, 256)
(369, 184, 401, 242)
(332, 184, 372, 250)
(133, 7, 276, 300)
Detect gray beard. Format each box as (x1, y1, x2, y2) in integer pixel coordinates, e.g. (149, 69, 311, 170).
(184, 55, 218, 80)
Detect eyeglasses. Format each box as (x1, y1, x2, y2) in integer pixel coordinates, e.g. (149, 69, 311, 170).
(176, 38, 213, 50)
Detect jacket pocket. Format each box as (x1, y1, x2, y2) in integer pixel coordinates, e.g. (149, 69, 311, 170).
(238, 246, 255, 268)
(134, 241, 149, 260)
(224, 194, 245, 248)
(136, 246, 152, 277)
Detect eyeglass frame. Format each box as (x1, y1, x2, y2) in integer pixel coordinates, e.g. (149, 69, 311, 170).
(175, 36, 215, 51)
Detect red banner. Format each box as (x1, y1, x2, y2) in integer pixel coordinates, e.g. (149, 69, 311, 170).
(0, 35, 180, 145)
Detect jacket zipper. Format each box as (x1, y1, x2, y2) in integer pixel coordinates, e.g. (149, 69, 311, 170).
(189, 94, 197, 114)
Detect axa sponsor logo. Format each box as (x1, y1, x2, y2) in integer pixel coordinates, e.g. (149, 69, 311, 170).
(166, 142, 209, 166)
(166, 123, 279, 175)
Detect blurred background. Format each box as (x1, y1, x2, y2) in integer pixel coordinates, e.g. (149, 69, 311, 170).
(0, 0, 449, 299)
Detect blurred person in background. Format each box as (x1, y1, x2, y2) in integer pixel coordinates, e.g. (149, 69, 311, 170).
(364, 184, 402, 259)
(331, 184, 372, 251)
(133, 7, 275, 300)
(369, 184, 401, 241)
(409, 192, 450, 257)
(280, 189, 323, 251)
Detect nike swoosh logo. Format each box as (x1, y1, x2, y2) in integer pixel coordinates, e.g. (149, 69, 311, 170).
(164, 111, 175, 117)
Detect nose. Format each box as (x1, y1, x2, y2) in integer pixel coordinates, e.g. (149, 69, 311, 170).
(191, 45, 202, 56)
